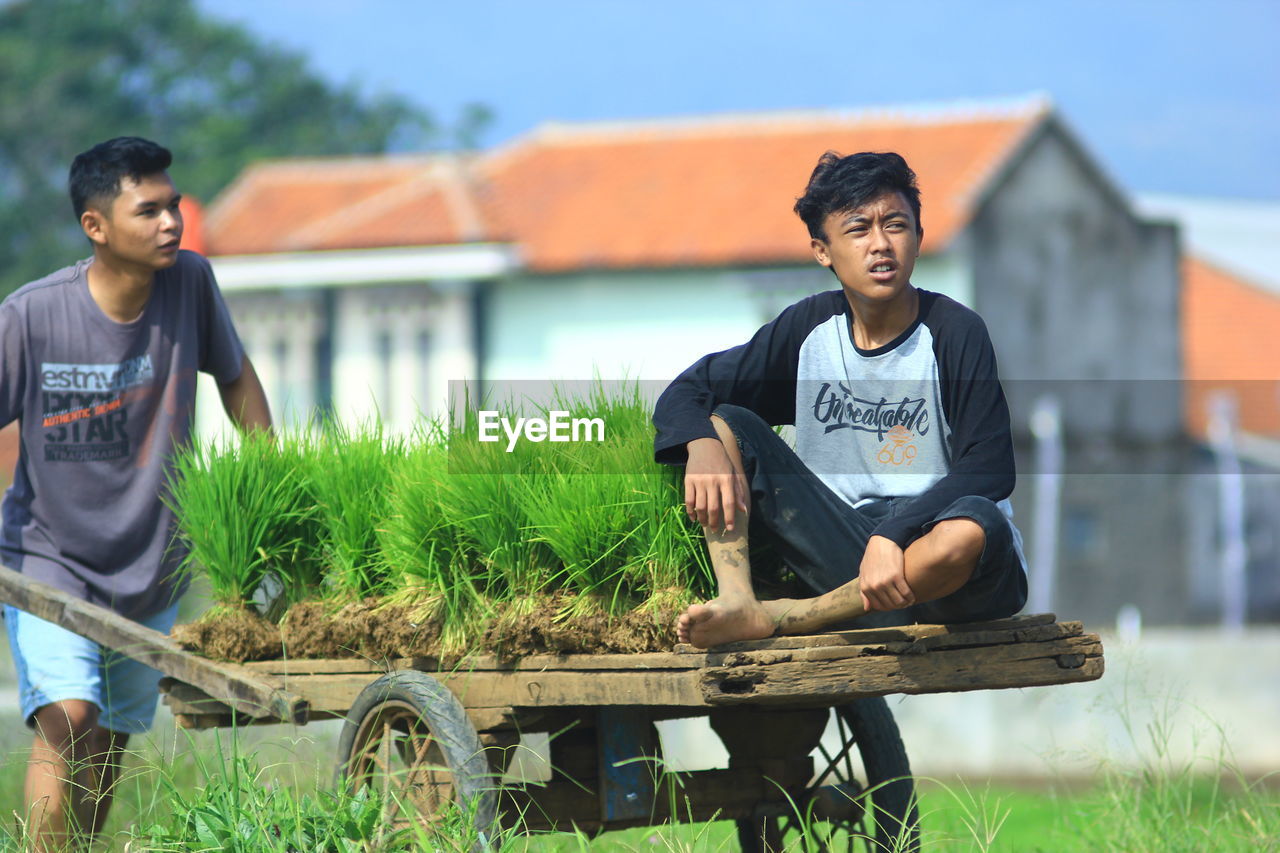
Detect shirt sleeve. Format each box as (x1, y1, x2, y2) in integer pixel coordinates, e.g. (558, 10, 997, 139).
(189, 253, 245, 385)
(870, 308, 1016, 548)
(0, 299, 26, 428)
(652, 292, 837, 465)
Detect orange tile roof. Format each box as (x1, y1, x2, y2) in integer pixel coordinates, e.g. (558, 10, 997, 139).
(1183, 255, 1280, 438)
(206, 100, 1048, 268)
(178, 196, 206, 255)
(206, 157, 461, 255)
(479, 107, 1043, 271)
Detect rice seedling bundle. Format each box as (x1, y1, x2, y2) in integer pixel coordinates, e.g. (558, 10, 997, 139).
(168, 430, 325, 618)
(299, 419, 406, 601)
(169, 382, 713, 660)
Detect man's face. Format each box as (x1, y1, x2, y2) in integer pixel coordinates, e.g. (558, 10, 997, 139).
(810, 191, 922, 308)
(83, 172, 184, 271)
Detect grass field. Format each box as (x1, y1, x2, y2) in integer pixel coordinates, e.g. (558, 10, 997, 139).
(0, 710, 1274, 852)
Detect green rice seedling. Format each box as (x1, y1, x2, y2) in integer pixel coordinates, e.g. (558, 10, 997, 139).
(302, 417, 406, 601)
(444, 395, 559, 601)
(513, 381, 712, 613)
(513, 461, 643, 608)
(169, 431, 323, 617)
(379, 422, 491, 650)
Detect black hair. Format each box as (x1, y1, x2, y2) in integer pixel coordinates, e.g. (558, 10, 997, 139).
(793, 151, 922, 241)
(69, 137, 173, 218)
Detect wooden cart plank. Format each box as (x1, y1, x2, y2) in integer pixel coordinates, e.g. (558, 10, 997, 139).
(701, 635, 1103, 704)
(0, 564, 306, 723)
(163, 680, 520, 733)
(157, 614, 1104, 733)
(170, 632, 1100, 716)
(233, 619, 1073, 677)
(239, 650, 709, 677)
(702, 622, 1085, 668)
(269, 667, 708, 713)
(169, 667, 707, 718)
(676, 612, 1059, 654)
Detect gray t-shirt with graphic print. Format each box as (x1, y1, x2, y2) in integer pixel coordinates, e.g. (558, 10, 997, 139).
(0, 251, 244, 619)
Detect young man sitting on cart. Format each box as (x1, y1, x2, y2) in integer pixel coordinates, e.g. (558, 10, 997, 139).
(0, 137, 272, 850)
(653, 151, 1027, 649)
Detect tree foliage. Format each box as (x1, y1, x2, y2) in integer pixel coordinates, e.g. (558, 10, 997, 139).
(0, 0, 443, 295)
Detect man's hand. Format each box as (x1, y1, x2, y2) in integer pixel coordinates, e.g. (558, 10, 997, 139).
(858, 535, 915, 612)
(218, 355, 273, 435)
(684, 437, 748, 533)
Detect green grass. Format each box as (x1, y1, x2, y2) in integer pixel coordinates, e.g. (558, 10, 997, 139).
(1, 708, 1275, 852)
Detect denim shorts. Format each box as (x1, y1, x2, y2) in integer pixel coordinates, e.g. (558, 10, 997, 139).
(713, 404, 1028, 626)
(5, 601, 180, 734)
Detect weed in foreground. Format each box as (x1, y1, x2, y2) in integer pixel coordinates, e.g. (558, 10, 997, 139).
(122, 730, 421, 852)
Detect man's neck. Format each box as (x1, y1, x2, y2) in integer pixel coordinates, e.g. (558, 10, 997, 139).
(86, 254, 155, 324)
(846, 285, 919, 350)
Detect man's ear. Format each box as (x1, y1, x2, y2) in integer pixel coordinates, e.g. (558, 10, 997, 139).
(810, 237, 833, 268)
(80, 208, 108, 246)
(915, 226, 924, 258)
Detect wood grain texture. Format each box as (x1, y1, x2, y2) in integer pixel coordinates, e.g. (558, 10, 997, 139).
(240, 650, 708, 676)
(700, 635, 1104, 704)
(156, 613, 1103, 730)
(675, 613, 1059, 654)
(0, 563, 307, 723)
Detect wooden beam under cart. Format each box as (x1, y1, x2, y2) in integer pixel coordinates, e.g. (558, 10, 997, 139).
(0, 564, 307, 724)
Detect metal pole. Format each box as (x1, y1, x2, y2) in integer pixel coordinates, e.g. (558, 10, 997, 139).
(1029, 395, 1062, 614)
(1207, 391, 1247, 634)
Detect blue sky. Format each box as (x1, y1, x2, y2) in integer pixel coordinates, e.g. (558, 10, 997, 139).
(197, 0, 1279, 199)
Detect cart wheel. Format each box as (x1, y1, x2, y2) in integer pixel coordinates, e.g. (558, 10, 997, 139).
(737, 697, 918, 853)
(337, 671, 498, 850)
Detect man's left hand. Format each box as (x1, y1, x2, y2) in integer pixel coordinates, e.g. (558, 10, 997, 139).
(859, 535, 915, 612)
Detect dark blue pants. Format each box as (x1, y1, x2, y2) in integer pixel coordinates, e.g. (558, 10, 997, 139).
(713, 404, 1027, 625)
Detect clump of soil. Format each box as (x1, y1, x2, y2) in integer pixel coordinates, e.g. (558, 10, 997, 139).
(173, 590, 685, 662)
(482, 592, 681, 658)
(171, 604, 279, 663)
(280, 598, 442, 660)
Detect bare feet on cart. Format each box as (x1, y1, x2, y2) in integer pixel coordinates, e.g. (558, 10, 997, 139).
(677, 595, 776, 648)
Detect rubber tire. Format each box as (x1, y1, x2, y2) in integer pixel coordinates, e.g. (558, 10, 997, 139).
(337, 671, 498, 851)
(835, 696, 919, 852)
(736, 696, 918, 853)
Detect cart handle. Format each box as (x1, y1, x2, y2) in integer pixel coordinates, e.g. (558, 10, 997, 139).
(0, 564, 307, 725)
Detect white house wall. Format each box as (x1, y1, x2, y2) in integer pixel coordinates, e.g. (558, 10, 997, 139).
(485, 257, 969, 384)
(194, 256, 967, 439)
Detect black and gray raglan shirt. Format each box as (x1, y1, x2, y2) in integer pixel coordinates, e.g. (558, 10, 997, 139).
(654, 288, 1025, 563)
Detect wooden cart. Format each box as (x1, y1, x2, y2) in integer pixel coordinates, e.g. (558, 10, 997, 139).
(0, 565, 1103, 851)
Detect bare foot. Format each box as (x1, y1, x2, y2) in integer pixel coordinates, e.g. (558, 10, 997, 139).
(676, 596, 776, 648)
(760, 598, 806, 635)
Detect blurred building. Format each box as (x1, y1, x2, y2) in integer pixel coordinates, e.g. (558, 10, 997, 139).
(192, 94, 1280, 627)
